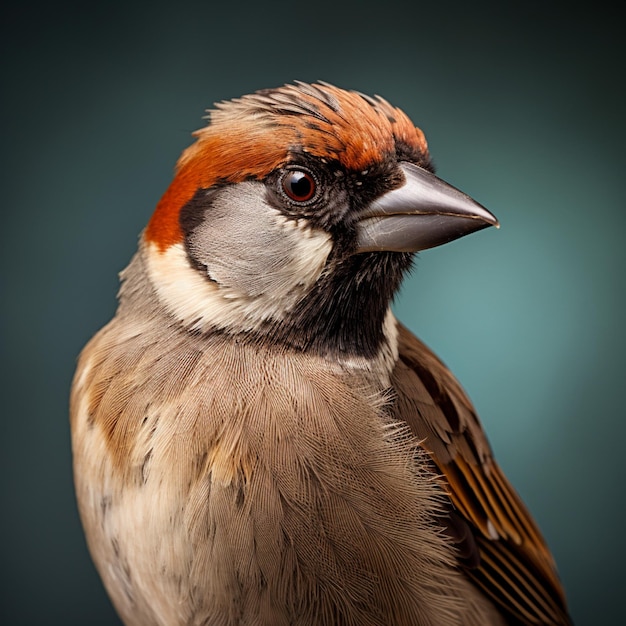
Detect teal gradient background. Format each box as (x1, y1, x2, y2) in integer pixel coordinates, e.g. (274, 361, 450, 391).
(1, 2, 623, 624)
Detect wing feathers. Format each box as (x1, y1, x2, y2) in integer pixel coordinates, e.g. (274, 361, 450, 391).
(475, 539, 569, 624)
(392, 322, 571, 624)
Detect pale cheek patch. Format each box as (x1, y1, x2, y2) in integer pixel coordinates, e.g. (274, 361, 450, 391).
(184, 181, 334, 305)
(144, 231, 332, 334)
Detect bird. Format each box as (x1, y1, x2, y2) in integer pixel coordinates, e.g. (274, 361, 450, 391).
(70, 81, 572, 625)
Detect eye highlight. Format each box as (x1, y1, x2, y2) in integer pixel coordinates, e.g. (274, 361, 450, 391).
(281, 169, 317, 203)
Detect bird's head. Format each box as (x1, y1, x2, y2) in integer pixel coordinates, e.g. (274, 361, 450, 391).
(140, 82, 497, 359)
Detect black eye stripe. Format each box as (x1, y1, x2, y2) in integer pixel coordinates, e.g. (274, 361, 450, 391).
(282, 169, 316, 203)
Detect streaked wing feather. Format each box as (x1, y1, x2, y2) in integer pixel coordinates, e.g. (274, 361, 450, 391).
(392, 322, 571, 625)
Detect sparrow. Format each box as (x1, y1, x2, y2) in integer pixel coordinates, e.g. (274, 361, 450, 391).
(71, 81, 572, 625)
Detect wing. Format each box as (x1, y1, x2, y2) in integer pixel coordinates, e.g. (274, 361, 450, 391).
(391, 322, 571, 625)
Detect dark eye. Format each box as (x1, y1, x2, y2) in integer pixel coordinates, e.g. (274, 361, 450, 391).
(282, 169, 316, 203)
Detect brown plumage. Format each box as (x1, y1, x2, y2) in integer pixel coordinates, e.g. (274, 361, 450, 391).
(71, 81, 571, 625)
(393, 325, 569, 623)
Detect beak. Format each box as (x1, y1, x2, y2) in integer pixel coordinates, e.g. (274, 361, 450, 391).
(355, 162, 499, 253)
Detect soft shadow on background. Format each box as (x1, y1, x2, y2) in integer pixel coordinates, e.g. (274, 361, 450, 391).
(1, 2, 623, 624)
